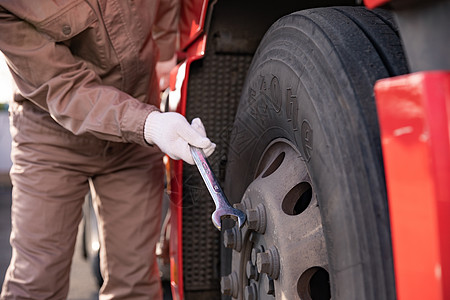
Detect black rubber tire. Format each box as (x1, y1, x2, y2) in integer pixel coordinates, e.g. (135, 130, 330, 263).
(224, 6, 407, 300)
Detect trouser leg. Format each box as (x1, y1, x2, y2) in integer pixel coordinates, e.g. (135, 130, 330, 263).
(1, 176, 89, 300)
(1, 147, 90, 299)
(92, 143, 164, 300)
(1, 102, 95, 299)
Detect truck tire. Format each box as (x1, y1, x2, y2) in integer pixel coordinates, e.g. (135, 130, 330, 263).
(223, 7, 408, 300)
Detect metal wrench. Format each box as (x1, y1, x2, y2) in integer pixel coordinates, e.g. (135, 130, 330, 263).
(189, 146, 246, 231)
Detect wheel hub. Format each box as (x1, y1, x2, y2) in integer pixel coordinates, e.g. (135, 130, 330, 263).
(221, 139, 331, 299)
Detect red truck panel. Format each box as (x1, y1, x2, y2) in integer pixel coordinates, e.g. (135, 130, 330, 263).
(364, 0, 390, 9)
(179, 0, 209, 50)
(376, 72, 450, 300)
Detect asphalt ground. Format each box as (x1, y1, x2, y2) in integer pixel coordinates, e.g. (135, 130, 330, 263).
(0, 184, 12, 292)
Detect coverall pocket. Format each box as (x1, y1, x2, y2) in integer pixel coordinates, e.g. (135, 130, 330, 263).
(33, 0, 97, 42)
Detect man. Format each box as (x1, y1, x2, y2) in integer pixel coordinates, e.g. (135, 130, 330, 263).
(0, 0, 215, 299)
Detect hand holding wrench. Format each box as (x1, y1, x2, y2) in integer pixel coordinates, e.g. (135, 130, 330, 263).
(189, 146, 246, 231)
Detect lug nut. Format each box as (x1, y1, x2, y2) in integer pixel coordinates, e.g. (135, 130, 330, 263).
(262, 274, 275, 295)
(251, 247, 262, 265)
(223, 229, 234, 248)
(223, 225, 242, 252)
(246, 260, 259, 280)
(257, 252, 271, 274)
(233, 202, 246, 212)
(256, 246, 280, 279)
(221, 272, 238, 298)
(244, 282, 258, 300)
(249, 231, 258, 244)
(246, 203, 267, 233)
(242, 195, 252, 211)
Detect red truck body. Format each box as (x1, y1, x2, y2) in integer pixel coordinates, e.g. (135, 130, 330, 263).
(376, 72, 450, 300)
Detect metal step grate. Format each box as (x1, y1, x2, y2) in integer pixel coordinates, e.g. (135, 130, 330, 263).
(182, 52, 252, 295)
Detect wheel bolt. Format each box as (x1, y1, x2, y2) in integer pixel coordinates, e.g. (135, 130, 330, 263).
(256, 246, 280, 279)
(249, 231, 258, 243)
(242, 195, 252, 211)
(262, 274, 275, 295)
(223, 226, 242, 252)
(223, 229, 234, 248)
(251, 247, 261, 265)
(233, 202, 246, 212)
(246, 203, 267, 233)
(257, 252, 271, 274)
(244, 282, 258, 300)
(221, 272, 238, 298)
(246, 260, 259, 280)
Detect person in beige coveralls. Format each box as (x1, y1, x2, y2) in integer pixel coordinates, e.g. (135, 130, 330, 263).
(0, 1, 215, 299)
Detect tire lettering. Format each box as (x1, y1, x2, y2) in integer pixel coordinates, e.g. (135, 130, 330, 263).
(228, 118, 257, 157)
(270, 75, 282, 112)
(286, 88, 298, 131)
(259, 75, 267, 92)
(249, 87, 257, 104)
(301, 120, 313, 161)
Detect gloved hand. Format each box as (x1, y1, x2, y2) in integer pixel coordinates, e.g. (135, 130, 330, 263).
(144, 111, 216, 164)
(156, 54, 177, 91)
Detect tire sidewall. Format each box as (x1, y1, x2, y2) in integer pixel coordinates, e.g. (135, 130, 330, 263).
(225, 9, 393, 299)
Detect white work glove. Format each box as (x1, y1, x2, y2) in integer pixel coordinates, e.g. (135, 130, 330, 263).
(144, 111, 216, 164)
(156, 54, 177, 91)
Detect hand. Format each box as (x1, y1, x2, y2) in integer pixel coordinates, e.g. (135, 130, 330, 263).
(155, 54, 177, 91)
(144, 112, 216, 164)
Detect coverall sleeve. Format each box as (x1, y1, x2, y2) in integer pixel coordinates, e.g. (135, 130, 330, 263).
(0, 8, 158, 146)
(153, 0, 180, 61)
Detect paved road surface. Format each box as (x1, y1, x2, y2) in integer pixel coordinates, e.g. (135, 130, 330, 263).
(0, 184, 12, 293)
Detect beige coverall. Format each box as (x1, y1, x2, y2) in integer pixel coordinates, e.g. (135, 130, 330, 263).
(0, 0, 179, 298)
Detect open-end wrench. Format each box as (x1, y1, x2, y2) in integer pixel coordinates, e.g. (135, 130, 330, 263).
(189, 146, 246, 231)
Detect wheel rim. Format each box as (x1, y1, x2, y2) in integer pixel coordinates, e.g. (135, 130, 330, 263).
(222, 138, 330, 300)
